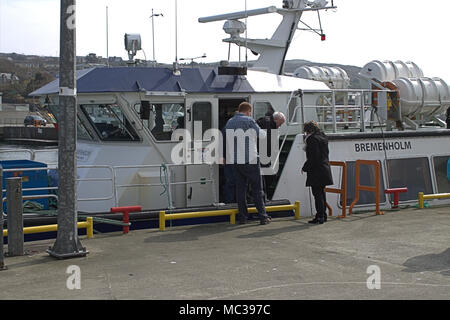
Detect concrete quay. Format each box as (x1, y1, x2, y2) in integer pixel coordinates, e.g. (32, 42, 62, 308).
(0, 205, 449, 300)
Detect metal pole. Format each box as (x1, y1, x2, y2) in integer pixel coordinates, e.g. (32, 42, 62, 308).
(360, 91, 366, 133)
(6, 177, 24, 257)
(106, 6, 109, 67)
(48, 0, 88, 259)
(175, 0, 178, 63)
(0, 165, 6, 270)
(150, 9, 162, 67)
(152, 8, 155, 64)
(332, 91, 337, 133)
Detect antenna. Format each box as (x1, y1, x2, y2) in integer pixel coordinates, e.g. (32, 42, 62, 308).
(106, 6, 109, 67)
(244, 0, 248, 69)
(173, 0, 180, 75)
(150, 9, 164, 66)
(175, 0, 178, 64)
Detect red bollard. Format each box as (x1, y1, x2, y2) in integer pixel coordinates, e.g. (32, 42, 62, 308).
(110, 206, 142, 234)
(384, 188, 408, 208)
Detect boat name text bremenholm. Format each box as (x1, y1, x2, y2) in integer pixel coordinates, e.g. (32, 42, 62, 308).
(355, 141, 412, 153)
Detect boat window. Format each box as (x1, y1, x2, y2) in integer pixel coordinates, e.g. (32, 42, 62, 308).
(77, 115, 93, 140)
(192, 102, 212, 137)
(288, 97, 299, 123)
(432, 156, 450, 194)
(253, 101, 274, 120)
(140, 103, 185, 141)
(342, 160, 386, 206)
(80, 104, 140, 141)
(386, 157, 433, 201)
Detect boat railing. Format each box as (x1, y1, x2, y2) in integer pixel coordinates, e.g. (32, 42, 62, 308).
(77, 165, 116, 203)
(270, 87, 395, 174)
(112, 162, 217, 209)
(291, 88, 397, 134)
(0, 149, 34, 160)
(0, 148, 58, 167)
(1, 161, 218, 213)
(1, 165, 115, 216)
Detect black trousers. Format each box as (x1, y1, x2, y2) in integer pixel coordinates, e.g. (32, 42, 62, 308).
(234, 164, 269, 222)
(311, 185, 327, 220)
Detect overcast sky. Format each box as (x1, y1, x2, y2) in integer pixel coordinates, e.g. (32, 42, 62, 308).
(1, 0, 449, 81)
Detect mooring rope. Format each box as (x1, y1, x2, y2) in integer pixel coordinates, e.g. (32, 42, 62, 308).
(159, 163, 171, 208)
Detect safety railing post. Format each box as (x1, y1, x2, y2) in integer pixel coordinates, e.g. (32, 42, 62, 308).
(349, 160, 383, 216)
(158, 202, 300, 231)
(159, 211, 166, 231)
(209, 164, 218, 205)
(360, 91, 366, 132)
(110, 206, 141, 234)
(331, 91, 337, 133)
(229, 212, 236, 225)
(86, 217, 94, 239)
(0, 165, 6, 270)
(325, 161, 347, 218)
(294, 201, 300, 219)
(6, 177, 24, 256)
(417, 192, 450, 208)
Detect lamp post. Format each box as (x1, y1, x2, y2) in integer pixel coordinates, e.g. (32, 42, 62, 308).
(47, 0, 87, 259)
(150, 9, 163, 66)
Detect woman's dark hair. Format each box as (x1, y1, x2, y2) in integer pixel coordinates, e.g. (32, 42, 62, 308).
(303, 120, 320, 134)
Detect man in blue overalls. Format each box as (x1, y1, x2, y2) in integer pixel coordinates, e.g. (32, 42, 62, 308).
(224, 102, 271, 225)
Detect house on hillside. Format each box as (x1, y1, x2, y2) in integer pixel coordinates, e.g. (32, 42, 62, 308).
(0, 72, 20, 84)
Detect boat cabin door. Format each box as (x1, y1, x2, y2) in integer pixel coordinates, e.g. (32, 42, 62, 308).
(184, 96, 219, 207)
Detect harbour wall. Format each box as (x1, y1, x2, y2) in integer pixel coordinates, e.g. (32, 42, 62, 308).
(0, 126, 57, 144)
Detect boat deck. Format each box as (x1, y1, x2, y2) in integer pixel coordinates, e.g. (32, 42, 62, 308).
(1, 205, 449, 300)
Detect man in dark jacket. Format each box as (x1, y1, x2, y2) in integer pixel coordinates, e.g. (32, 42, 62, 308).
(256, 111, 286, 199)
(301, 121, 333, 224)
(256, 111, 286, 160)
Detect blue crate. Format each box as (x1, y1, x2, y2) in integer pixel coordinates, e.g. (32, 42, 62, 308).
(447, 158, 450, 181)
(1, 160, 49, 213)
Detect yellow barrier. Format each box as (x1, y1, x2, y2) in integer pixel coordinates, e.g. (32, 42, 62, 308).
(159, 201, 300, 231)
(3, 217, 94, 239)
(418, 192, 450, 209)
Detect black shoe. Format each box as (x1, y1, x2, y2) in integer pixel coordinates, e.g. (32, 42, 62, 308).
(260, 217, 271, 225)
(316, 213, 327, 222)
(308, 218, 324, 224)
(239, 219, 247, 225)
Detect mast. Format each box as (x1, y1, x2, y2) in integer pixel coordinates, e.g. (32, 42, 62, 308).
(199, 0, 335, 75)
(253, 0, 307, 75)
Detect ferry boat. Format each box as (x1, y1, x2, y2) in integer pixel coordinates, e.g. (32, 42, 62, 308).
(2, 0, 450, 230)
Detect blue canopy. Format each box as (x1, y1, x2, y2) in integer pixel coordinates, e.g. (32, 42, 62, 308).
(30, 66, 255, 96)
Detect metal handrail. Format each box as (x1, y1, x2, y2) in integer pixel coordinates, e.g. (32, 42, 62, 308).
(0, 148, 58, 162)
(112, 162, 217, 208)
(77, 165, 115, 202)
(1, 165, 116, 206)
(2, 194, 59, 218)
(295, 88, 398, 133)
(1, 162, 219, 210)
